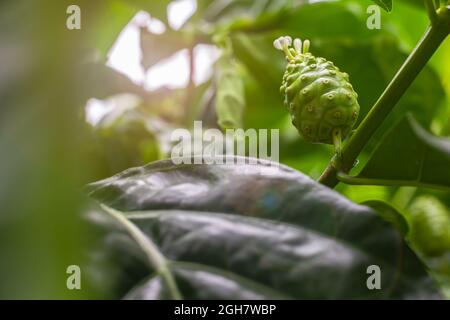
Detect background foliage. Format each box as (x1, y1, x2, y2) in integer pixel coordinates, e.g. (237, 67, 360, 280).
(0, 0, 448, 298)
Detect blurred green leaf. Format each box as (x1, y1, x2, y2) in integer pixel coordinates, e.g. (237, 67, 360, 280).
(231, 32, 285, 90)
(384, 0, 428, 50)
(124, 0, 170, 23)
(87, 156, 441, 299)
(371, 36, 445, 124)
(397, 0, 427, 8)
(343, 115, 450, 190)
(91, 0, 138, 58)
(81, 62, 148, 99)
(199, 0, 299, 27)
(0, 0, 103, 298)
(242, 73, 287, 128)
(408, 195, 450, 257)
(215, 53, 245, 129)
(87, 93, 181, 174)
(278, 2, 377, 39)
(140, 28, 189, 70)
(372, 0, 393, 12)
(92, 0, 173, 59)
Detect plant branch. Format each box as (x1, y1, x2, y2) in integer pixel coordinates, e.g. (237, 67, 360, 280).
(183, 45, 196, 123)
(425, 0, 437, 23)
(319, 7, 449, 188)
(336, 172, 450, 192)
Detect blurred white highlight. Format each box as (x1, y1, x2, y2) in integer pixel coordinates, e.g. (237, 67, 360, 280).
(105, 0, 219, 91)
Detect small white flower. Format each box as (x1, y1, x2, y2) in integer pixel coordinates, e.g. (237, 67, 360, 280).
(273, 38, 283, 50)
(303, 39, 310, 53)
(293, 38, 302, 53)
(283, 36, 292, 46)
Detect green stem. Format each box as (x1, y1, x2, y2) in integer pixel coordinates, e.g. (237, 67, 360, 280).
(336, 172, 450, 192)
(101, 204, 182, 300)
(332, 128, 342, 157)
(425, 0, 437, 23)
(319, 7, 449, 188)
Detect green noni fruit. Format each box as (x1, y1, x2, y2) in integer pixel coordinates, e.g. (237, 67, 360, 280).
(274, 36, 360, 146)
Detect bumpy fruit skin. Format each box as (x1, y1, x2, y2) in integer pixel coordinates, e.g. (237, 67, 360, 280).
(280, 53, 360, 144)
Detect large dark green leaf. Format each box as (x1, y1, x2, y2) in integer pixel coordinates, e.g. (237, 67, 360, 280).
(87, 156, 441, 299)
(124, 262, 288, 299)
(339, 115, 450, 191)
